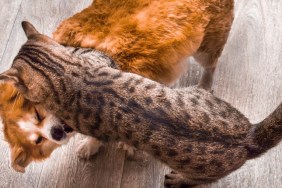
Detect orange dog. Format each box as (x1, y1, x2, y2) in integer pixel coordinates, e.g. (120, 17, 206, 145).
(2, 0, 234, 172)
(0, 83, 75, 172)
(54, 0, 234, 89)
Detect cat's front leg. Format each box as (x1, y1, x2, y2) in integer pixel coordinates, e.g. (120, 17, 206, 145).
(76, 136, 103, 159)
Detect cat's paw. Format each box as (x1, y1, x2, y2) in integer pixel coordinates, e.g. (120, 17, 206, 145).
(164, 171, 195, 188)
(76, 137, 102, 160)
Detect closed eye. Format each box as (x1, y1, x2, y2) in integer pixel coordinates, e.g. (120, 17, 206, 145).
(35, 108, 43, 122)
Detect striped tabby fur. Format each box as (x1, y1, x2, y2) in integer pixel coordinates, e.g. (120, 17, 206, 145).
(1, 22, 282, 187)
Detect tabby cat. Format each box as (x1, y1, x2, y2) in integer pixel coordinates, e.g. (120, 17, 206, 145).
(1, 22, 282, 187)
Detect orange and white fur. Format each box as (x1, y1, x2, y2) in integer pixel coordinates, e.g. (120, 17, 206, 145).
(1, 0, 234, 172)
(0, 83, 77, 172)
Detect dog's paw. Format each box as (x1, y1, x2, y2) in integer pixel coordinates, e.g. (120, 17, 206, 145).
(117, 142, 136, 159)
(164, 171, 195, 188)
(76, 137, 102, 160)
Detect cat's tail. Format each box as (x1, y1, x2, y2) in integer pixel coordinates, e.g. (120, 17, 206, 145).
(246, 103, 282, 159)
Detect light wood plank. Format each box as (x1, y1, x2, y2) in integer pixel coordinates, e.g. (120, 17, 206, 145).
(200, 0, 282, 187)
(0, 0, 22, 68)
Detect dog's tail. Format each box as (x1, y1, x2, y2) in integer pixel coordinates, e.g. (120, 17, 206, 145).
(246, 103, 282, 158)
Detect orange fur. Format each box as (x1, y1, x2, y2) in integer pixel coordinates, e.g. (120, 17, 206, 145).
(0, 83, 58, 172)
(53, 0, 234, 86)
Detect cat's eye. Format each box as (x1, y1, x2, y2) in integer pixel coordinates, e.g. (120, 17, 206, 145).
(35, 108, 43, 122)
(35, 136, 43, 144)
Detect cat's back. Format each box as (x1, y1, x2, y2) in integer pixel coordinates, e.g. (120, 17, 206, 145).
(91, 66, 252, 140)
(160, 87, 251, 137)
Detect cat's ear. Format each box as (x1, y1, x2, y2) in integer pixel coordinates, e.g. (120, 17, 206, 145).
(21, 21, 40, 39)
(0, 68, 19, 84)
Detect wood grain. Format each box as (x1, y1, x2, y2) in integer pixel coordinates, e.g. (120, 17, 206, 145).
(0, 0, 22, 67)
(0, 0, 282, 187)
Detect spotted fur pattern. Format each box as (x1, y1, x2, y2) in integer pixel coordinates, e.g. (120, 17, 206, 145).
(1, 22, 282, 187)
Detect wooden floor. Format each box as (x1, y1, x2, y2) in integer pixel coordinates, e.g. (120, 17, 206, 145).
(0, 0, 282, 187)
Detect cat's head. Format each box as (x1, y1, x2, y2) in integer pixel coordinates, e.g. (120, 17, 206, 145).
(0, 21, 69, 104)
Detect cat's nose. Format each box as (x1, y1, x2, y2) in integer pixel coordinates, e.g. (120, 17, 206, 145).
(51, 126, 65, 141)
